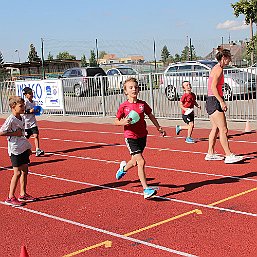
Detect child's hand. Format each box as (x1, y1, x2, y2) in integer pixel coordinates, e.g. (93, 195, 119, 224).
(158, 127, 166, 137)
(123, 118, 132, 126)
(14, 128, 23, 137)
(30, 108, 34, 113)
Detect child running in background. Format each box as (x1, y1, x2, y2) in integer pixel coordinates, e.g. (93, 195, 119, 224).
(0, 96, 36, 206)
(22, 87, 44, 157)
(175, 81, 201, 143)
(114, 77, 166, 199)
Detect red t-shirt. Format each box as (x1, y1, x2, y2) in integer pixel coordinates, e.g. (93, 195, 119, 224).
(180, 92, 196, 114)
(116, 100, 152, 139)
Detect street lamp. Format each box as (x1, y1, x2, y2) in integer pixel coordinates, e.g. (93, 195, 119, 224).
(15, 50, 21, 63)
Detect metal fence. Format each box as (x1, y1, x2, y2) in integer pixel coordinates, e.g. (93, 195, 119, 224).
(0, 70, 256, 121)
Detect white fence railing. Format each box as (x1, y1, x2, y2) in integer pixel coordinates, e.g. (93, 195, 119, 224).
(0, 70, 256, 121)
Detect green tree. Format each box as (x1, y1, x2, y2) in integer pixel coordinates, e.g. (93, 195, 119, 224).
(231, 0, 257, 64)
(56, 51, 76, 60)
(89, 50, 97, 67)
(81, 54, 88, 67)
(174, 54, 181, 63)
(0, 51, 7, 81)
(47, 52, 54, 60)
(28, 44, 41, 62)
(181, 45, 197, 61)
(161, 45, 170, 65)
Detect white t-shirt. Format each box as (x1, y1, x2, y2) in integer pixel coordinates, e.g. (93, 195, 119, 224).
(24, 98, 37, 129)
(0, 114, 31, 156)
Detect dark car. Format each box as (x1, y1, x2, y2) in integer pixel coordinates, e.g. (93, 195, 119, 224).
(60, 67, 108, 97)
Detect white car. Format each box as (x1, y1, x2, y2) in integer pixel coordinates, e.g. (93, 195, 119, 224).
(160, 60, 256, 101)
(106, 66, 147, 91)
(241, 63, 256, 75)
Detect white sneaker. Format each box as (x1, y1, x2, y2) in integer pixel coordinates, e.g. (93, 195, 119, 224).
(205, 154, 224, 161)
(224, 154, 244, 164)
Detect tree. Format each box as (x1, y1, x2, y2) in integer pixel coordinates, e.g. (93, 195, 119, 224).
(181, 45, 197, 61)
(231, 0, 257, 64)
(28, 44, 41, 62)
(0, 51, 7, 81)
(81, 54, 88, 67)
(89, 50, 97, 67)
(47, 52, 54, 60)
(56, 51, 76, 60)
(161, 45, 170, 65)
(174, 54, 181, 63)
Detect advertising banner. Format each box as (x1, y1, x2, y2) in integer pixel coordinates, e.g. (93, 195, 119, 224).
(15, 79, 64, 110)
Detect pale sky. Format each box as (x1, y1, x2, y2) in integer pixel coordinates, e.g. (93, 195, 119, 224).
(1, 0, 252, 62)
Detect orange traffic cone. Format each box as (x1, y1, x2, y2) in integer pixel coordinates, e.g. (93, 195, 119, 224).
(244, 120, 251, 133)
(20, 246, 29, 257)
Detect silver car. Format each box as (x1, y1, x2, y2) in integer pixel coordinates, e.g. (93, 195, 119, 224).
(160, 60, 256, 101)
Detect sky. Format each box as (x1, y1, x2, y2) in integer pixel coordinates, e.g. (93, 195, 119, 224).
(1, 0, 253, 62)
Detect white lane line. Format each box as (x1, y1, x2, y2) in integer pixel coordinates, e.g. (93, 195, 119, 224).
(0, 201, 198, 257)
(40, 127, 257, 144)
(0, 146, 257, 183)
(1, 166, 256, 217)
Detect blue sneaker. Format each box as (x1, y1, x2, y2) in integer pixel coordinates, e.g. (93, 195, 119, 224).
(185, 137, 195, 143)
(116, 161, 127, 180)
(143, 187, 157, 199)
(176, 125, 182, 135)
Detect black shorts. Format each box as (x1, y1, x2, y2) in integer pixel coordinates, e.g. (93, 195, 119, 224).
(125, 136, 147, 155)
(206, 96, 224, 115)
(25, 126, 39, 139)
(182, 113, 194, 124)
(10, 149, 30, 167)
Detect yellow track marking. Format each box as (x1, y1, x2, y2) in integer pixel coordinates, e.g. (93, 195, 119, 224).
(62, 240, 112, 257)
(63, 187, 256, 256)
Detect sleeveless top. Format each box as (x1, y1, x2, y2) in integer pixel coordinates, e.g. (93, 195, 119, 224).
(208, 73, 224, 97)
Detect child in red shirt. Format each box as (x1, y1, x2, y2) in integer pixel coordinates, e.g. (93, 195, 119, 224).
(175, 81, 201, 143)
(114, 77, 166, 199)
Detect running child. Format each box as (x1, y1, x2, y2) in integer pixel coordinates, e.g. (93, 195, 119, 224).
(114, 77, 166, 199)
(175, 81, 201, 143)
(22, 87, 44, 156)
(0, 96, 36, 206)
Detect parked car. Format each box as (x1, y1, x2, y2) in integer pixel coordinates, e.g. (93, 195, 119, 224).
(60, 67, 108, 97)
(160, 60, 256, 101)
(106, 66, 147, 91)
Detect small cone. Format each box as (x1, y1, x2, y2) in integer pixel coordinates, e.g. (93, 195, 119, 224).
(20, 246, 29, 257)
(244, 120, 251, 133)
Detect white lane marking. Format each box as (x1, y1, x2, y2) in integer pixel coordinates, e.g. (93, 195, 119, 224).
(1, 166, 256, 217)
(0, 201, 198, 257)
(40, 127, 257, 144)
(0, 146, 257, 183)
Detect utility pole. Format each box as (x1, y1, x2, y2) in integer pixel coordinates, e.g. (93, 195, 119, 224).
(41, 38, 45, 79)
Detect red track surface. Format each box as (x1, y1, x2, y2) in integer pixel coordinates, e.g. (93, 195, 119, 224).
(0, 119, 256, 257)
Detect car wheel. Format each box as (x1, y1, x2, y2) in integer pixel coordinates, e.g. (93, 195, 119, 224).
(223, 83, 232, 101)
(165, 85, 177, 101)
(74, 85, 82, 97)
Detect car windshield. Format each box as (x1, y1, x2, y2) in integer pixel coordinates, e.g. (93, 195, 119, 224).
(118, 68, 137, 75)
(198, 61, 217, 69)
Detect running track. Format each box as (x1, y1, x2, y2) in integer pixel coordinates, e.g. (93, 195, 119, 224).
(0, 119, 256, 257)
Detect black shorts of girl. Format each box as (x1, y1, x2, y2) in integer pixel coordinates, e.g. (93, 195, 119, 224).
(10, 149, 30, 167)
(182, 112, 194, 124)
(25, 126, 39, 139)
(125, 136, 147, 155)
(206, 96, 224, 115)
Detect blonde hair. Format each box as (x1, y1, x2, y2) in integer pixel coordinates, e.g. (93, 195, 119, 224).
(123, 77, 139, 92)
(9, 96, 24, 108)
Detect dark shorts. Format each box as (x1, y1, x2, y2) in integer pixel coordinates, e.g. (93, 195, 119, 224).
(182, 113, 194, 124)
(206, 96, 224, 115)
(10, 149, 30, 167)
(25, 126, 39, 139)
(125, 136, 147, 155)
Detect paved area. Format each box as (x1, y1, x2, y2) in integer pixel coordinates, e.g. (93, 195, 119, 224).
(1, 114, 256, 131)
